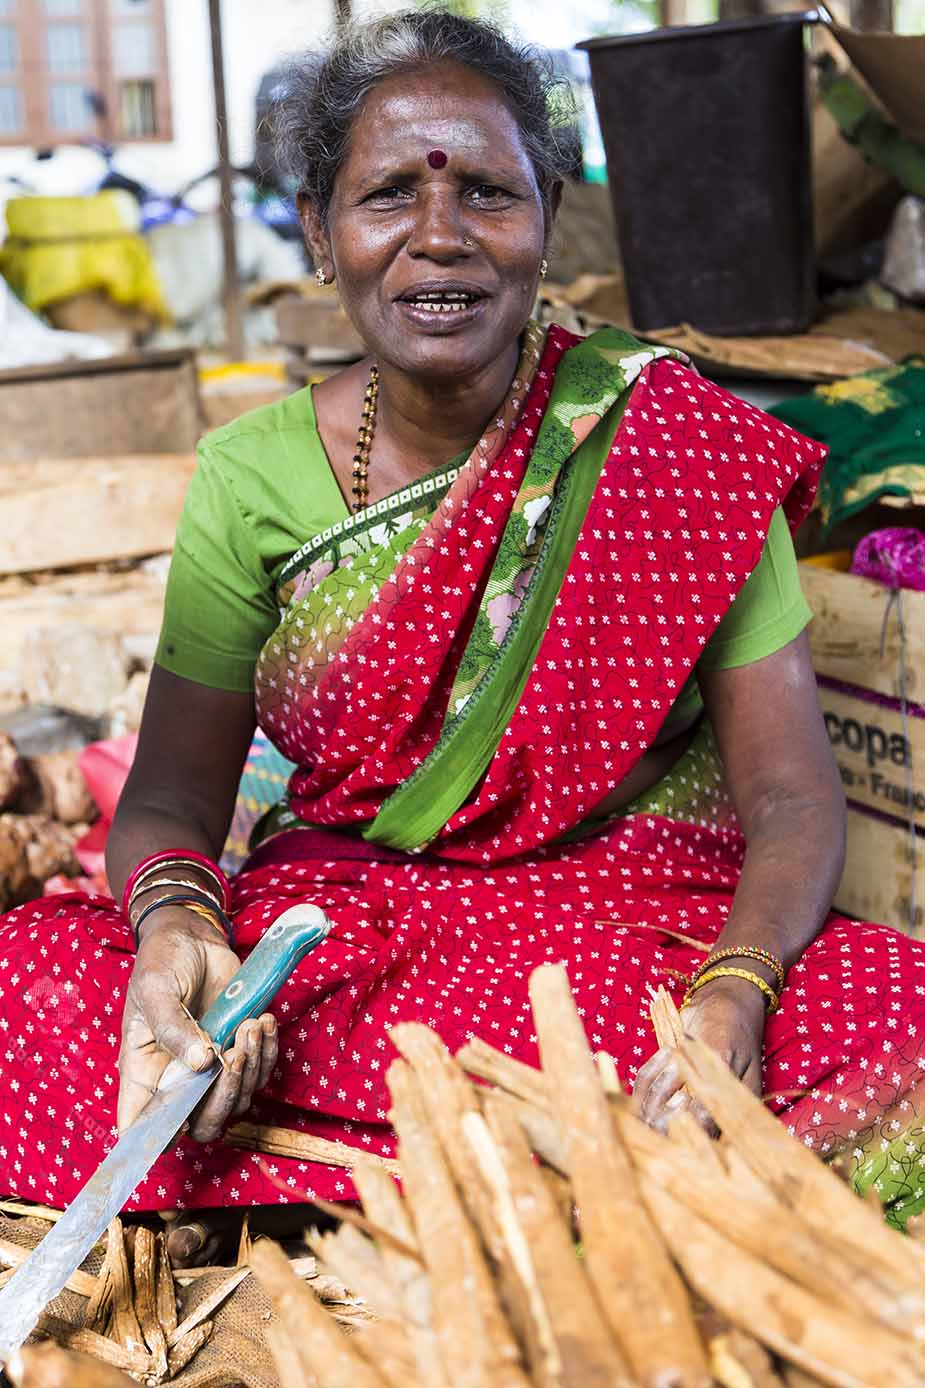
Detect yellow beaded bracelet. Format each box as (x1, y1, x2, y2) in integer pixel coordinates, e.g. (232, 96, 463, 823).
(689, 944, 785, 994)
(682, 965, 779, 1014)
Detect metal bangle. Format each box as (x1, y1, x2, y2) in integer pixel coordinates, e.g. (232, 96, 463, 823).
(133, 890, 235, 951)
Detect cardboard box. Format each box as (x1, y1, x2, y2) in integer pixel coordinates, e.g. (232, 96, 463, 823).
(0, 348, 202, 461)
(801, 560, 925, 935)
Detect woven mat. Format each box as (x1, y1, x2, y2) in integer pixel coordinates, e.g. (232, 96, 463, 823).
(0, 1214, 280, 1388)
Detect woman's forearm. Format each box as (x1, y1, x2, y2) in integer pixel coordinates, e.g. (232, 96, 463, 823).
(106, 800, 227, 907)
(713, 790, 846, 982)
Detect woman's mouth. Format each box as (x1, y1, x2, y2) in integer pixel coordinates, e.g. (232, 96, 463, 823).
(395, 288, 487, 328)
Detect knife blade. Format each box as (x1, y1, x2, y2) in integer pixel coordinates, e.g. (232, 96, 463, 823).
(0, 901, 332, 1359)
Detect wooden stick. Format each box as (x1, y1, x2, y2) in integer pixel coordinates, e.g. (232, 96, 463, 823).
(675, 1034, 925, 1292)
(0, 1237, 96, 1299)
(456, 1037, 551, 1110)
(5, 1342, 136, 1388)
(82, 1266, 112, 1336)
(155, 1231, 177, 1339)
(226, 1120, 401, 1175)
(307, 1224, 400, 1320)
(265, 1321, 310, 1388)
(707, 1328, 787, 1388)
(352, 1159, 451, 1388)
(250, 1237, 387, 1388)
(479, 1092, 632, 1388)
(390, 1022, 540, 1367)
(528, 963, 710, 1388)
(168, 1266, 249, 1349)
(131, 1225, 168, 1380)
(0, 1201, 66, 1223)
(649, 985, 685, 1048)
(104, 1218, 145, 1357)
(650, 1186, 925, 1388)
(174, 1252, 316, 1283)
(387, 1058, 531, 1388)
(166, 1320, 213, 1377)
(626, 1106, 925, 1343)
(236, 1210, 251, 1267)
(33, 1313, 152, 1377)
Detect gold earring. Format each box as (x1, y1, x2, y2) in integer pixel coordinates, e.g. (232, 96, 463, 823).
(539, 258, 548, 279)
(315, 267, 327, 287)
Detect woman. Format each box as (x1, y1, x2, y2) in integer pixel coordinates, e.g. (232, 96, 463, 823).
(2, 11, 925, 1259)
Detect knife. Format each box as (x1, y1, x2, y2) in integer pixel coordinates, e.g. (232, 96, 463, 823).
(0, 901, 332, 1359)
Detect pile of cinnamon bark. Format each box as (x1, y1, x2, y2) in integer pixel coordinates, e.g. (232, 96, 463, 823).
(252, 965, 925, 1388)
(10, 965, 925, 1388)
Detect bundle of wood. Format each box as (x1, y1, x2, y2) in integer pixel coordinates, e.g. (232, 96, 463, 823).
(249, 964, 925, 1388)
(0, 733, 96, 909)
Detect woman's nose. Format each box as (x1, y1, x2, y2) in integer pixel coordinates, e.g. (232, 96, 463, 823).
(406, 189, 470, 260)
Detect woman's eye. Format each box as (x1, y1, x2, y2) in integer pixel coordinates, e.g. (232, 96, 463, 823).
(469, 185, 510, 205)
(365, 186, 410, 204)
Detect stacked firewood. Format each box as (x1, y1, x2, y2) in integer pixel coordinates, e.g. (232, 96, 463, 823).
(249, 965, 925, 1388)
(0, 732, 96, 909)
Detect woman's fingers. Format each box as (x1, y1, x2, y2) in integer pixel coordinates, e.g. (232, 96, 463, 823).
(188, 1048, 248, 1142)
(233, 1020, 264, 1117)
(255, 1013, 279, 1093)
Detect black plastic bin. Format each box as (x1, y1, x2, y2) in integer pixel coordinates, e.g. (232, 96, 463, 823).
(578, 13, 818, 336)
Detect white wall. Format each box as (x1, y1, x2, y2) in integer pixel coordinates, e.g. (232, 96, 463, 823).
(0, 0, 335, 205)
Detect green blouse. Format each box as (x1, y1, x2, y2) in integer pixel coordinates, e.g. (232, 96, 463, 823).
(155, 387, 811, 728)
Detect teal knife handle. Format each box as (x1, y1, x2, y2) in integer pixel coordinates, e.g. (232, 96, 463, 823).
(197, 903, 331, 1051)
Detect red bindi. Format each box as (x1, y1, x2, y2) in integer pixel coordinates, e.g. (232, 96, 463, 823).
(426, 149, 448, 169)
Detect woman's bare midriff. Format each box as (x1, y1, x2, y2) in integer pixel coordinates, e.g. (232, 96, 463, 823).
(588, 725, 698, 821)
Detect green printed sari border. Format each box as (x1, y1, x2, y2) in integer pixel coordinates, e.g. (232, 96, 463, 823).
(278, 460, 463, 588)
(364, 387, 633, 854)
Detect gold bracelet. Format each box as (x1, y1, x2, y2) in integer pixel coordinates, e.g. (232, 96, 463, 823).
(690, 945, 785, 994)
(128, 876, 222, 922)
(682, 966, 779, 1014)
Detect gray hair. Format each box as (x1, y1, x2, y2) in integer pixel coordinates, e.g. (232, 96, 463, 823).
(275, 8, 575, 224)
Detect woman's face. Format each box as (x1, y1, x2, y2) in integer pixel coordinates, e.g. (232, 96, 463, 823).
(303, 61, 553, 384)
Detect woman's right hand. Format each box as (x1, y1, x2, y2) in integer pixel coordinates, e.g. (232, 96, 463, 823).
(117, 907, 278, 1142)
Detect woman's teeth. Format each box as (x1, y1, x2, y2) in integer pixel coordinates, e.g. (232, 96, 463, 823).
(406, 293, 476, 313)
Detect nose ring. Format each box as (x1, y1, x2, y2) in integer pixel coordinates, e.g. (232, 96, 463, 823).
(463, 237, 474, 247)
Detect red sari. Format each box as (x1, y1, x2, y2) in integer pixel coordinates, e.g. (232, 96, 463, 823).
(2, 325, 924, 1222)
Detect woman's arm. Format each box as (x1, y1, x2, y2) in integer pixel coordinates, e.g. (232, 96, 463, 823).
(633, 631, 845, 1131)
(108, 667, 277, 1141)
(107, 665, 255, 901)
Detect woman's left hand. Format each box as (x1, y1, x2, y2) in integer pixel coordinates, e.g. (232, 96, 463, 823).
(632, 976, 766, 1135)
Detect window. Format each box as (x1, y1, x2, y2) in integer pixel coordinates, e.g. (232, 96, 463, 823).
(0, 0, 171, 146)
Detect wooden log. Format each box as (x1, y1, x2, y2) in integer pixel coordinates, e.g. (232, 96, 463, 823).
(250, 1238, 387, 1388)
(528, 963, 710, 1388)
(0, 455, 196, 575)
(352, 1159, 451, 1388)
(168, 1266, 249, 1348)
(675, 1035, 925, 1292)
(390, 1023, 541, 1372)
(166, 1320, 213, 1376)
(479, 1092, 631, 1388)
(525, 966, 705, 1388)
(131, 1225, 168, 1379)
(265, 1322, 310, 1388)
(456, 1037, 551, 1110)
(649, 1187, 925, 1388)
(0, 1237, 96, 1300)
(387, 1058, 531, 1388)
(6, 1342, 136, 1388)
(34, 1313, 152, 1377)
(226, 1120, 401, 1175)
(625, 1109, 925, 1343)
(307, 1224, 400, 1320)
(155, 1231, 177, 1338)
(707, 1329, 787, 1388)
(104, 1218, 145, 1357)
